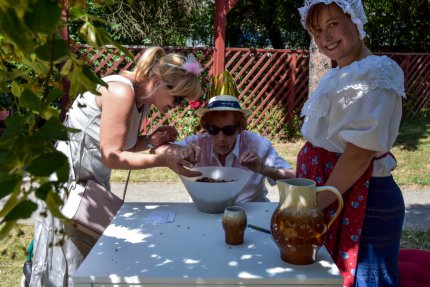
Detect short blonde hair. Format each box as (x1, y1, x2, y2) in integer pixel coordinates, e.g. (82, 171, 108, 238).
(123, 47, 202, 101)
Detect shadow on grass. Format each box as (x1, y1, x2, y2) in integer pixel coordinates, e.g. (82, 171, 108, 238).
(395, 109, 430, 151)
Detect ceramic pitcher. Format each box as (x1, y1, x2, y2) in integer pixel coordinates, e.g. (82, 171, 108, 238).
(270, 178, 344, 265)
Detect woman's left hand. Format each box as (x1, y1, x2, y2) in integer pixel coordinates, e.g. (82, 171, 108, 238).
(240, 150, 263, 174)
(150, 126, 179, 147)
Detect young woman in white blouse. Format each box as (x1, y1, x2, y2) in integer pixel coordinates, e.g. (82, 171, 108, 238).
(297, 1, 405, 287)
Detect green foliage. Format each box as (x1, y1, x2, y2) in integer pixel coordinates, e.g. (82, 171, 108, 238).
(226, 0, 308, 49)
(365, 0, 430, 52)
(71, 0, 430, 52)
(0, 0, 132, 239)
(174, 108, 201, 140)
(283, 113, 303, 140)
(82, 0, 201, 46)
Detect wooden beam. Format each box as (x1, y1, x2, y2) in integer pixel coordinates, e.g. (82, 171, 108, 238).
(212, 0, 239, 77)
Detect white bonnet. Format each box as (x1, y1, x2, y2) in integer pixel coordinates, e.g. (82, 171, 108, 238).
(298, 0, 367, 40)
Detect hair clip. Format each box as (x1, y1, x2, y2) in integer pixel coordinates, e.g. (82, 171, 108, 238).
(181, 54, 202, 75)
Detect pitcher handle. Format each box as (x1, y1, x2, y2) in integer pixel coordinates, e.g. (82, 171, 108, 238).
(316, 186, 344, 230)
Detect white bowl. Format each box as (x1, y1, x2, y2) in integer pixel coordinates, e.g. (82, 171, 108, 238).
(178, 166, 251, 214)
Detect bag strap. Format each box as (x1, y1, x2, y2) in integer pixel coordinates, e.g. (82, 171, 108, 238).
(65, 104, 149, 202)
(122, 105, 148, 201)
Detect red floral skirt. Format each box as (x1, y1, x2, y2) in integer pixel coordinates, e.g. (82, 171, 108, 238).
(296, 142, 373, 287)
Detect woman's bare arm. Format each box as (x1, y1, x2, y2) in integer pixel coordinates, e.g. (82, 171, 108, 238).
(318, 142, 375, 210)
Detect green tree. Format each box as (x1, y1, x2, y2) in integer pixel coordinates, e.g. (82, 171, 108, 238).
(76, 0, 430, 51)
(87, 0, 203, 46)
(0, 0, 132, 239)
(365, 0, 430, 52)
(226, 0, 308, 49)
(225, 0, 430, 51)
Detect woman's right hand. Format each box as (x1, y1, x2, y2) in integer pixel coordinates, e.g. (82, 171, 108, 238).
(178, 143, 201, 164)
(163, 154, 202, 177)
(150, 125, 179, 147)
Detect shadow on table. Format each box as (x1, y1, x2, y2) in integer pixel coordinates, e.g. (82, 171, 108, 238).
(78, 203, 341, 285)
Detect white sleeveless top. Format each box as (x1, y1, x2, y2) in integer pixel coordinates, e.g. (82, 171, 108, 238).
(62, 75, 148, 188)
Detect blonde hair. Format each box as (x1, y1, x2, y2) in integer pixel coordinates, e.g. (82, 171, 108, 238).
(123, 46, 202, 101)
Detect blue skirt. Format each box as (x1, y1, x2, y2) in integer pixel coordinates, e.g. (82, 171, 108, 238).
(355, 176, 405, 287)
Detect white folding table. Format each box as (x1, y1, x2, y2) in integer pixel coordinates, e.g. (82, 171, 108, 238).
(74, 202, 342, 286)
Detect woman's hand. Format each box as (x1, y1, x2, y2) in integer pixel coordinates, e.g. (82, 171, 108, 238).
(240, 150, 263, 173)
(163, 154, 202, 177)
(320, 142, 375, 210)
(150, 126, 179, 147)
(150, 143, 201, 165)
(178, 143, 201, 164)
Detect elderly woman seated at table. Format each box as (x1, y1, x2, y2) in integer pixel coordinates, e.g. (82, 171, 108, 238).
(153, 73, 294, 203)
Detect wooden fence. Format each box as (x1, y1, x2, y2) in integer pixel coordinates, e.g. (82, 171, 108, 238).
(78, 46, 430, 140)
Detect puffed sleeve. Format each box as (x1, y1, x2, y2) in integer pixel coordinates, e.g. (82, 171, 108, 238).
(328, 57, 405, 152)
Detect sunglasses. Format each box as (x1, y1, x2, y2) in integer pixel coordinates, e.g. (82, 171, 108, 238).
(173, 96, 186, 106)
(204, 124, 238, 136)
(165, 83, 186, 106)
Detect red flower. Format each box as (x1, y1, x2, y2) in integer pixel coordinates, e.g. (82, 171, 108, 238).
(189, 101, 201, 109)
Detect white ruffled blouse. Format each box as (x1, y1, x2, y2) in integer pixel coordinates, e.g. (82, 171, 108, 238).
(301, 55, 406, 176)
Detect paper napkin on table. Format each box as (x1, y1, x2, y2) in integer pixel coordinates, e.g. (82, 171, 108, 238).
(144, 210, 176, 224)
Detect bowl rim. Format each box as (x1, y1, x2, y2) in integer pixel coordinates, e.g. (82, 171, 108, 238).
(178, 166, 251, 183)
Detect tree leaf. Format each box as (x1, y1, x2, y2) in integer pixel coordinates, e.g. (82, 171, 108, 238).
(0, 8, 34, 54)
(11, 81, 24, 98)
(32, 117, 68, 141)
(3, 200, 37, 222)
(60, 59, 73, 76)
(34, 39, 70, 63)
(0, 173, 20, 200)
(46, 87, 64, 106)
(79, 22, 134, 60)
(54, 157, 69, 183)
(26, 151, 68, 177)
(68, 7, 87, 19)
(82, 65, 108, 89)
(20, 89, 42, 112)
(40, 105, 61, 120)
(95, 28, 134, 60)
(46, 190, 67, 220)
(35, 183, 52, 200)
(24, 0, 62, 34)
(69, 7, 110, 25)
(1, 115, 28, 141)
